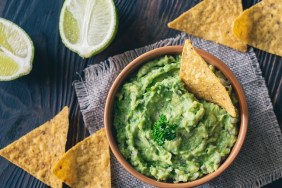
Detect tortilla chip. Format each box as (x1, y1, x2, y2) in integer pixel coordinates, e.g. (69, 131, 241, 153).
(233, 0, 282, 56)
(180, 40, 236, 117)
(0, 107, 69, 188)
(52, 128, 111, 188)
(168, 0, 247, 52)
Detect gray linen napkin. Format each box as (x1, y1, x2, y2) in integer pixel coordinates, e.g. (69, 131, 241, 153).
(74, 33, 282, 188)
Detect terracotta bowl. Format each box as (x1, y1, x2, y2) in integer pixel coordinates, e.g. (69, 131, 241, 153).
(104, 46, 248, 187)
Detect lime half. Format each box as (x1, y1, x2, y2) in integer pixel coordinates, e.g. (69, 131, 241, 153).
(59, 0, 118, 58)
(0, 18, 34, 81)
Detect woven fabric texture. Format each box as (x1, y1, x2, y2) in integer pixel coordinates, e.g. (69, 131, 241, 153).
(74, 34, 282, 188)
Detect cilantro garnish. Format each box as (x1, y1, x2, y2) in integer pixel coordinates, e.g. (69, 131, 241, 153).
(152, 114, 177, 145)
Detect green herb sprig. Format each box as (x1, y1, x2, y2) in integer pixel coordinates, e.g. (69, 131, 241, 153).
(152, 114, 177, 145)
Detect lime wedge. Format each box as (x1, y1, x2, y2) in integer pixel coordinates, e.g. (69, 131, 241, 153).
(0, 18, 34, 81)
(59, 0, 118, 58)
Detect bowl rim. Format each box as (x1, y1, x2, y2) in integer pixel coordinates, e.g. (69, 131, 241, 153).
(104, 46, 248, 188)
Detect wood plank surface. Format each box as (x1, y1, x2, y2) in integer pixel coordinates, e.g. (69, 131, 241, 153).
(0, 0, 281, 187)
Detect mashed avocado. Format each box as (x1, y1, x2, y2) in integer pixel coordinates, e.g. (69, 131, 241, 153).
(114, 55, 238, 182)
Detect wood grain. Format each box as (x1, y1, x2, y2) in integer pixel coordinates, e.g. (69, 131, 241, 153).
(0, 0, 281, 187)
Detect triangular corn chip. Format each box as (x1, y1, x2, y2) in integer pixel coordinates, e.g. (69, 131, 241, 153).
(168, 0, 247, 52)
(0, 107, 69, 188)
(233, 0, 282, 56)
(180, 40, 236, 117)
(52, 128, 111, 188)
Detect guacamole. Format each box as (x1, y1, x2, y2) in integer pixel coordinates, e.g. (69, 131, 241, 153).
(114, 55, 238, 182)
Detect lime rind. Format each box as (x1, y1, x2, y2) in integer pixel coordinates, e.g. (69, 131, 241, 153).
(59, 0, 118, 58)
(0, 18, 34, 81)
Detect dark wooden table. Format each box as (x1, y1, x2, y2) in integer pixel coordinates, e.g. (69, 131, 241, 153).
(0, 0, 281, 187)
